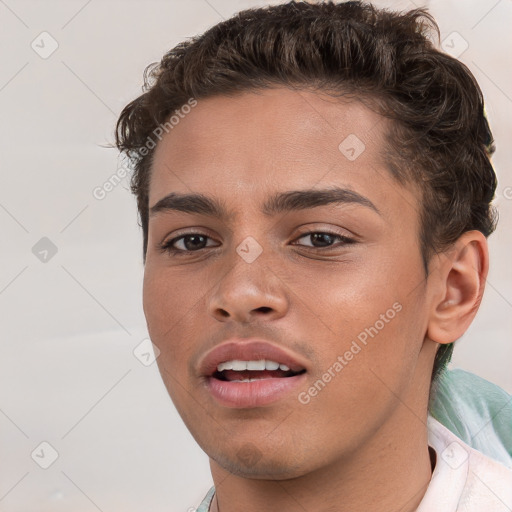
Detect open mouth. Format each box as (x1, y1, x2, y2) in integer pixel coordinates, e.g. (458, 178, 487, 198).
(212, 359, 307, 382)
(199, 340, 310, 407)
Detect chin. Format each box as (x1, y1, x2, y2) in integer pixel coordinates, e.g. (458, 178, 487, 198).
(210, 445, 310, 480)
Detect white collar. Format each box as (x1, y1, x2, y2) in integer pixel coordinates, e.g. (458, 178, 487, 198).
(415, 415, 470, 511)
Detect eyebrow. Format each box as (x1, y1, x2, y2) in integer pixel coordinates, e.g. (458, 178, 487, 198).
(149, 187, 381, 220)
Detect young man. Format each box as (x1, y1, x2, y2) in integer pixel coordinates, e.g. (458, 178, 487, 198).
(115, 1, 512, 510)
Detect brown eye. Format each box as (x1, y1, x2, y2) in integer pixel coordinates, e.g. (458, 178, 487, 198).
(160, 233, 218, 254)
(294, 232, 355, 249)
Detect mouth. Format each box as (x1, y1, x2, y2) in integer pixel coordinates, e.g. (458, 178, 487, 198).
(213, 359, 306, 382)
(199, 340, 309, 408)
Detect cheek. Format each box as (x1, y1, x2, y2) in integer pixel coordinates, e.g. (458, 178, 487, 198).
(143, 261, 201, 325)
(142, 266, 199, 370)
(303, 264, 396, 342)
(143, 267, 209, 419)
(295, 302, 424, 453)
(309, 251, 426, 390)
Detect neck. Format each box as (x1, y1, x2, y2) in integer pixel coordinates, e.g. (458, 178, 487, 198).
(209, 409, 433, 512)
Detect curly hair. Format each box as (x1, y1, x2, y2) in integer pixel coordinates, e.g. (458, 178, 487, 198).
(114, 0, 498, 385)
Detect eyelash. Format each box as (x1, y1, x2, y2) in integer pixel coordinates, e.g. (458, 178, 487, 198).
(159, 231, 356, 255)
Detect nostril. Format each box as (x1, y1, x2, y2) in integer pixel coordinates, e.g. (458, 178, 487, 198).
(256, 307, 272, 313)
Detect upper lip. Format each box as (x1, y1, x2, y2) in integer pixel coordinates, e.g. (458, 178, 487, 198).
(198, 338, 309, 377)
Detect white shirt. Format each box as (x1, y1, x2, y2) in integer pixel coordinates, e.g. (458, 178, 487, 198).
(417, 415, 512, 511)
(197, 415, 512, 511)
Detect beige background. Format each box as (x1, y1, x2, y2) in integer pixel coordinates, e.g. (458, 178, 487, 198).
(0, 0, 510, 510)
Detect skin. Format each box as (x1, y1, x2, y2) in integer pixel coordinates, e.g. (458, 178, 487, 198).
(143, 88, 488, 512)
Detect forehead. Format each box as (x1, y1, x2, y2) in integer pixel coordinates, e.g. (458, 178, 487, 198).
(149, 88, 418, 222)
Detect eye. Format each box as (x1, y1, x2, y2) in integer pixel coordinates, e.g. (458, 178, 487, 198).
(160, 233, 218, 254)
(159, 230, 356, 256)
(293, 231, 355, 249)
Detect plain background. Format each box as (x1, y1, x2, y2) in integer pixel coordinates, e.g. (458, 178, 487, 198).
(0, 0, 510, 510)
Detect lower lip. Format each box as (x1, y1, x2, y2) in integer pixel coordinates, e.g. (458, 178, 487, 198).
(205, 373, 307, 408)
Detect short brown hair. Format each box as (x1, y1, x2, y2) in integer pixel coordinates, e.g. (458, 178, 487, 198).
(115, 0, 498, 384)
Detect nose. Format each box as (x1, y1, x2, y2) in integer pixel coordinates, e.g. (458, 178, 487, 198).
(208, 250, 289, 324)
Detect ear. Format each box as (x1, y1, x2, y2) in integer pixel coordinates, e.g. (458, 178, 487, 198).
(427, 230, 489, 345)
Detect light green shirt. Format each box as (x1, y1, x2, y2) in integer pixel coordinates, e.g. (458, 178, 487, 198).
(429, 366, 512, 468)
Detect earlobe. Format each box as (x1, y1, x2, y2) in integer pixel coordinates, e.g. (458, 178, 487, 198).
(426, 230, 489, 345)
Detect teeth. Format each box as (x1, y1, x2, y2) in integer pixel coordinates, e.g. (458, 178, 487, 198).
(217, 361, 233, 372)
(232, 360, 247, 371)
(247, 360, 266, 370)
(230, 378, 266, 383)
(216, 359, 292, 372)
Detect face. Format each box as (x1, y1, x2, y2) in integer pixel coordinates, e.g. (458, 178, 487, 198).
(144, 88, 436, 479)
